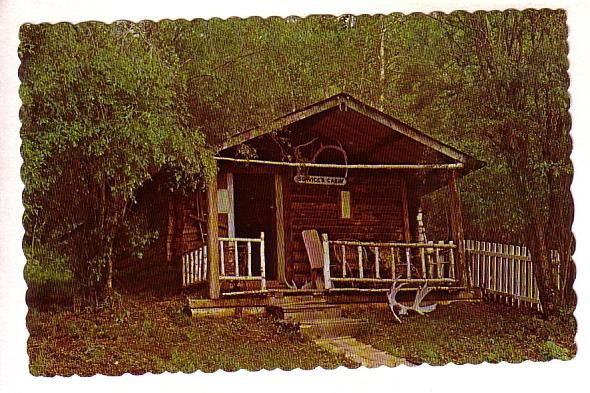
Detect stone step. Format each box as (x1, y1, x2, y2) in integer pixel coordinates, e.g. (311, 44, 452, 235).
(279, 303, 342, 322)
(299, 317, 369, 339)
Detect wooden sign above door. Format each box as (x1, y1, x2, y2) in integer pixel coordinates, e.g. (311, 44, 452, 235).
(293, 174, 347, 186)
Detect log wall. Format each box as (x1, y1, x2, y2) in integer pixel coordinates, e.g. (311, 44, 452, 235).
(166, 190, 208, 263)
(286, 173, 408, 286)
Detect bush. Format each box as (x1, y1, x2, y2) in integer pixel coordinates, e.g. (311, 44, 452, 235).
(24, 245, 77, 307)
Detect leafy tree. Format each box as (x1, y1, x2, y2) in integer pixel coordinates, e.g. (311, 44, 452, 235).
(20, 13, 573, 316)
(387, 10, 572, 315)
(20, 22, 215, 299)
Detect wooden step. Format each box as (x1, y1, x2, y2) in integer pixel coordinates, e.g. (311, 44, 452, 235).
(278, 303, 342, 323)
(270, 294, 326, 305)
(299, 317, 369, 339)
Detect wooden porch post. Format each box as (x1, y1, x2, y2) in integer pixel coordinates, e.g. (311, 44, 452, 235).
(274, 174, 287, 285)
(206, 178, 221, 299)
(448, 170, 469, 288)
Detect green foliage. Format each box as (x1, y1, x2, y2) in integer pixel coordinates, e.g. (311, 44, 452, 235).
(27, 298, 350, 375)
(542, 340, 571, 361)
(351, 302, 575, 365)
(21, 12, 572, 310)
(20, 22, 216, 295)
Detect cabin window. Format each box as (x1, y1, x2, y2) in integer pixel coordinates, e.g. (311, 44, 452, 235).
(217, 189, 230, 213)
(340, 191, 351, 219)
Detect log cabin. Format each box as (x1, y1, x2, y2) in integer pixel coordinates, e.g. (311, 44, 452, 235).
(167, 93, 484, 303)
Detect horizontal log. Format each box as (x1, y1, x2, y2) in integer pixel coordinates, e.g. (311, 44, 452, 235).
(291, 221, 401, 231)
(220, 276, 264, 281)
(219, 237, 263, 243)
(331, 278, 457, 283)
(327, 285, 458, 293)
(329, 240, 457, 248)
(215, 156, 464, 170)
(221, 290, 269, 297)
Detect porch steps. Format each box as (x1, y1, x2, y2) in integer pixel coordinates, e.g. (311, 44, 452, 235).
(314, 336, 410, 368)
(268, 296, 368, 337)
(299, 317, 369, 339)
(273, 303, 342, 322)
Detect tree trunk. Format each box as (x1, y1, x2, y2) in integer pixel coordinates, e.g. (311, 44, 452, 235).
(378, 20, 387, 111)
(526, 204, 557, 317)
(106, 246, 113, 290)
(448, 171, 469, 288)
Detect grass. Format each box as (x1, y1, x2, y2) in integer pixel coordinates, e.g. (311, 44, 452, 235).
(346, 301, 576, 365)
(27, 294, 352, 376)
(27, 295, 576, 375)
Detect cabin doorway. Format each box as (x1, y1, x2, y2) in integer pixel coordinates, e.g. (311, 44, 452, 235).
(233, 173, 277, 280)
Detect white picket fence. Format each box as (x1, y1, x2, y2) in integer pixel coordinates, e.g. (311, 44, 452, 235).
(466, 240, 561, 310)
(182, 243, 208, 287)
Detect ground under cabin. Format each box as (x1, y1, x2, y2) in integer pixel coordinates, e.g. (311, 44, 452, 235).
(164, 93, 484, 317)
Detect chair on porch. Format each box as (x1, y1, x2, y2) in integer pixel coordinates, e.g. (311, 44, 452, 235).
(302, 229, 325, 289)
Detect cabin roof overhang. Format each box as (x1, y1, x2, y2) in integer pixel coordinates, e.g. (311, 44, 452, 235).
(215, 93, 485, 194)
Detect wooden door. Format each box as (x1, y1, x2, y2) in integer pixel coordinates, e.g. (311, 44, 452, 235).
(233, 173, 277, 280)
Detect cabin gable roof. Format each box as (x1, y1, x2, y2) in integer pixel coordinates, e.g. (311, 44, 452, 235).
(217, 93, 484, 172)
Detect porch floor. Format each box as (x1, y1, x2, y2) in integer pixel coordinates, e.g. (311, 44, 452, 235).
(187, 286, 480, 317)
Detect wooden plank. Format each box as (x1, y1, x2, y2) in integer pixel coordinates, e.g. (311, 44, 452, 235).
(523, 247, 533, 307)
(341, 190, 351, 219)
(405, 247, 412, 279)
(358, 245, 364, 279)
(219, 276, 263, 281)
(504, 244, 510, 304)
(375, 247, 380, 279)
(497, 244, 506, 301)
(331, 278, 456, 283)
(515, 245, 522, 307)
(400, 180, 411, 243)
(206, 179, 220, 299)
(390, 247, 396, 279)
(509, 245, 516, 306)
(182, 254, 186, 287)
(214, 156, 464, 170)
(234, 240, 239, 277)
(247, 241, 252, 277)
(260, 232, 266, 290)
(219, 236, 263, 243)
(420, 247, 426, 279)
(329, 240, 456, 248)
(226, 173, 235, 238)
(436, 241, 443, 279)
(220, 241, 226, 276)
(491, 243, 497, 300)
(342, 245, 347, 278)
(449, 241, 456, 279)
(322, 233, 332, 289)
(203, 245, 208, 279)
(274, 174, 287, 285)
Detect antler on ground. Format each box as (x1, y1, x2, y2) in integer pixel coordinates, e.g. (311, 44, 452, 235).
(387, 282, 438, 322)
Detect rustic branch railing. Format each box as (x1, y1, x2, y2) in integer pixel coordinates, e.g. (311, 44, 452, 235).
(466, 240, 561, 311)
(182, 243, 208, 287)
(219, 232, 266, 291)
(322, 234, 458, 290)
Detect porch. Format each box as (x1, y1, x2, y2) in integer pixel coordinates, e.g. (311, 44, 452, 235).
(167, 93, 484, 303)
(182, 234, 461, 296)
